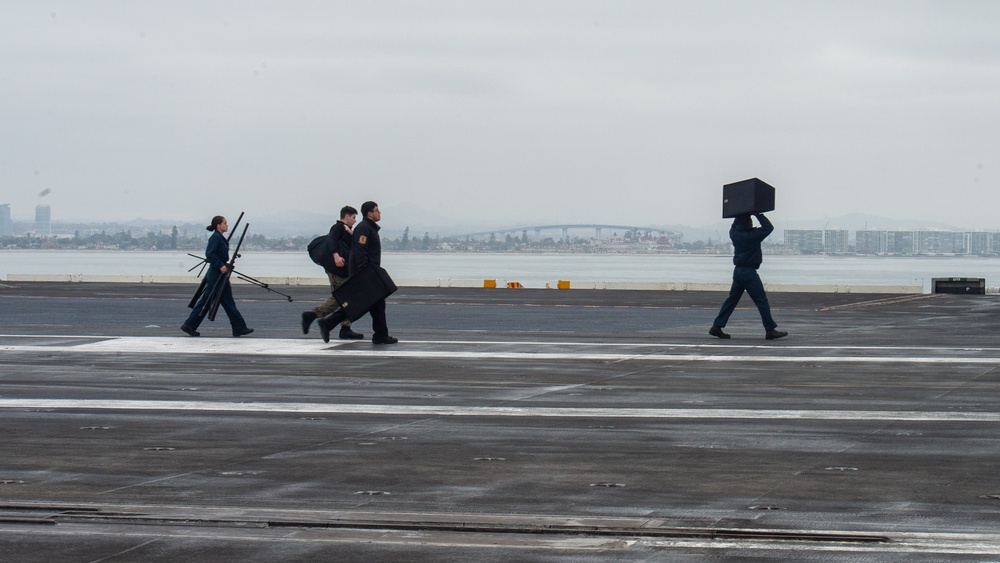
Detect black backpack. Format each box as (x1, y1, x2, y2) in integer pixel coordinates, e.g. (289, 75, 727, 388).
(307, 233, 337, 272)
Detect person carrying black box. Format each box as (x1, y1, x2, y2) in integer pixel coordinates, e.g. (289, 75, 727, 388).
(709, 213, 788, 340)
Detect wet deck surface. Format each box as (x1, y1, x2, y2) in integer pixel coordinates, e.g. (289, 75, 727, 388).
(2, 282, 1000, 561)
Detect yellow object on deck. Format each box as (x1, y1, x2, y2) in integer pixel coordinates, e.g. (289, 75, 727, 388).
(484, 279, 497, 288)
(557, 280, 570, 289)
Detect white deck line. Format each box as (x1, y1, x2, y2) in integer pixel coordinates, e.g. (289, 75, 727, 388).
(1, 398, 998, 422)
(3, 336, 1000, 364)
(7, 334, 1000, 352)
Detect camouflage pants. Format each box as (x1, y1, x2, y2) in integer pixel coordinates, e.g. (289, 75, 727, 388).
(313, 272, 350, 326)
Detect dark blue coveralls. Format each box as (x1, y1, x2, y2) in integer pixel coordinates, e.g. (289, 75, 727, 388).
(712, 214, 778, 331)
(184, 230, 249, 335)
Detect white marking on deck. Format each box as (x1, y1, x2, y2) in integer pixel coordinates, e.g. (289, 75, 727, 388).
(0, 398, 997, 421)
(2, 336, 1000, 364)
(7, 334, 1000, 352)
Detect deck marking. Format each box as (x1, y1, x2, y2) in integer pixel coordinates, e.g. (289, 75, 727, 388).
(0, 398, 998, 421)
(6, 333, 1000, 352)
(3, 336, 1000, 364)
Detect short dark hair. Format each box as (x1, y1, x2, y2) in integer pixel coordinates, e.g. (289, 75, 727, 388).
(340, 206, 357, 219)
(733, 214, 752, 228)
(361, 201, 378, 217)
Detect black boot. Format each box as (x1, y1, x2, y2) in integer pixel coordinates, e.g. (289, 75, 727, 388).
(339, 326, 364, 340)
(317, 317, 332, 343)
(709, 326, 730, 339)
(301, 311, 317, 334)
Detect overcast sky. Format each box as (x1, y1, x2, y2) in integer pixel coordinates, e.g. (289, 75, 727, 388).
(2, 1, 998, 230)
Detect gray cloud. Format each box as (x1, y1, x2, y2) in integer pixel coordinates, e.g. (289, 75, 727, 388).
(1, 1, 998, 230)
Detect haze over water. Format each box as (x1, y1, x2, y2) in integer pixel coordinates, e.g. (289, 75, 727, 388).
(3, 251, 998, 293)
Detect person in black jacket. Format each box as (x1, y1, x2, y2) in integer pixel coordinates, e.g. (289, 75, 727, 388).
(181, 215, 253, 338)
(301, 206, 363, 339)
(316, 201, 398, 345)
(709, 213, 787, 340)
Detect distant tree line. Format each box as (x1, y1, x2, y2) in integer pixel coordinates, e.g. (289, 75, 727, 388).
(2, 228, 194, 251)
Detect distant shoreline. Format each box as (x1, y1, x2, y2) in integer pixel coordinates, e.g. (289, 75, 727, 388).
(3, 248, 999, 259)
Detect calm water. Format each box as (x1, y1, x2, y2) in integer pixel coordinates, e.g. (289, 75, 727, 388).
(3, 251, 999, 292)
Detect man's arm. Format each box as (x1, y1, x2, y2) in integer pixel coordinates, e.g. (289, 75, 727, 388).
(329, 225, 347, 268)
(753, 213, 774, 240)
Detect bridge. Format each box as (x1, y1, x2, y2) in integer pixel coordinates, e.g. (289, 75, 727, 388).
(462, 224, 683, 242)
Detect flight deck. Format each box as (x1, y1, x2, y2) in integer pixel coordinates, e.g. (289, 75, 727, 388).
(1, 282, 999, 561)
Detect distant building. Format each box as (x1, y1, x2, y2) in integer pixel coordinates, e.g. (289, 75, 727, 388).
(968, 231, 1000, 255)
(914, 230, 970, 254)
(0, 204, 12, 236)
(856, 230, 887, 254)
(825, 230, 849, 253)
(854, 229, 1000, 256)
(35, 205, 51, 236)
(784, 229, 824, 253)
(885, 230, 915, 255)
(784, 229, 848, 254)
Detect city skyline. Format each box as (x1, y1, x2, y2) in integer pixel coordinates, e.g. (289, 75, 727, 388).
(5, 201, 1000, 253)
(0, 199, 990, 237)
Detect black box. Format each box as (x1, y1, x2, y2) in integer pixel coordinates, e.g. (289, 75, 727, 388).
(722, 178, 776, 218)
(333, 266, 399, 321)
(932, 277, 985, 295)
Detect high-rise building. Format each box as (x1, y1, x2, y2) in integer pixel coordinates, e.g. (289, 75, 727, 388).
(857, 230, 1000, 256)
(885, 231, 916, 255)
(824, 230, 849, 253)
(0, 204, 12, 236)
(784, 229, 825, 253)
(968, 232, 997, 255)
(856, 230, 887, 254)
(35, 205, 51, 236)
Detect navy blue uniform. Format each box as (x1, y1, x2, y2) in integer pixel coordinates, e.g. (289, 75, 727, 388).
(349, 217, 381, 275)
(713, 214, 777, 331)
(184, 230, 248, 334)
(348, 217, 388, 340)
(325, 221, 353, 278)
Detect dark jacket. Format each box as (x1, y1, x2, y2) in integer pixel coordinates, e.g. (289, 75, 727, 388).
(205, 230, 230, 271)
(349, 217, 381, 276)
(326, 221, 353, 277)
(730, 214, 773, 269)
